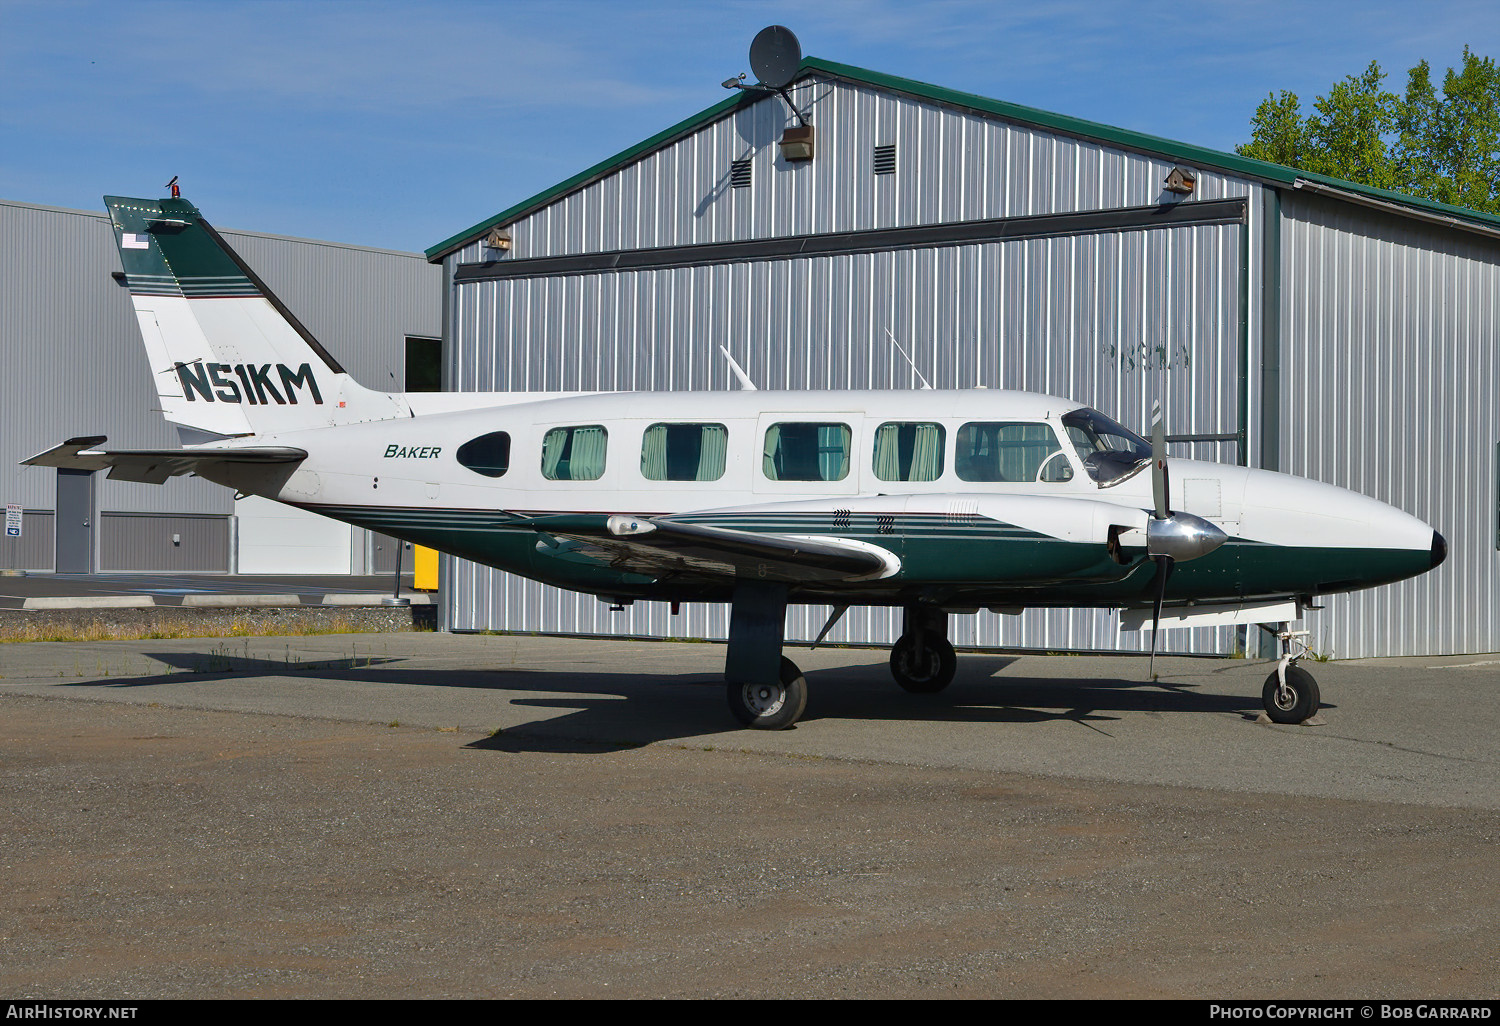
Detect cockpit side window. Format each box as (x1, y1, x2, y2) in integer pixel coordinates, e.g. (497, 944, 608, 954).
(455, 431, 511, 478)
(955, 422, 1067, 482)
(1061, 408, 1150, 486)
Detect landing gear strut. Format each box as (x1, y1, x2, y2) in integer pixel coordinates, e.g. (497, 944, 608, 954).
(723, 581, 806, 730)
(890, 606, 957, 693)
(1260, 622, 1320, 724)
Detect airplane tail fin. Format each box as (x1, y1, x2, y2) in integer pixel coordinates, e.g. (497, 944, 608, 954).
(104, 194, 408, 439)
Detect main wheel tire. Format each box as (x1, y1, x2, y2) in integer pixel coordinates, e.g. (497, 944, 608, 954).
(727, 657, 808, 730)
(1262, 665, 1320, 724)
(890, 629, 957, 693)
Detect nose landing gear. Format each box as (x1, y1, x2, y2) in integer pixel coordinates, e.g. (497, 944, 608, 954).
(1260, 623, 1322, 724)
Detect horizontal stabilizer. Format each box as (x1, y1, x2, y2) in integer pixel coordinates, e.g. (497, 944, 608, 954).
(516, 513, 901, 584)
(23, 438, 306, 484)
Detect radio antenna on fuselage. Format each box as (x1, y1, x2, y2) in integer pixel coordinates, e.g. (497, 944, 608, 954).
(884, 328, 933, 390)
(719, 345, 758, 390)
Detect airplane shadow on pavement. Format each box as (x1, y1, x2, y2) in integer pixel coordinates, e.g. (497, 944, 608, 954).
(57, 647, 1271, 753)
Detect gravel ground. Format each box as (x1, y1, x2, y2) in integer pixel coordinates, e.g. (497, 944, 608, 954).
(2, 634, 1499, 999)
(0, 604, 434, 641)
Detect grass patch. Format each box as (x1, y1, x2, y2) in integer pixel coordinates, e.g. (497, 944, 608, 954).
(0, 614, 400, 645)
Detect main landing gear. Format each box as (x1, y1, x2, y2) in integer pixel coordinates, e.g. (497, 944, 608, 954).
(724, 582, 807, 730)
(720, 592, 961, 729)
(889, 606, 956, 693)
(727, 657, 808, 730)
(1260, 623, 1321, 724)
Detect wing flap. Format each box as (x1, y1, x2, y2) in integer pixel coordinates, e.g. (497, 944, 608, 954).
(518, 514, 900, 584)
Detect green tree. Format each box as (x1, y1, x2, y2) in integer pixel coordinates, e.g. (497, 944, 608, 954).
(1238, 90, 1309, 169)
(1238, 51, 1500, 214)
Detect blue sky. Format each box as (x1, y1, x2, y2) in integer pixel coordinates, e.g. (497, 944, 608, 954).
(3, 0, 1496, 253)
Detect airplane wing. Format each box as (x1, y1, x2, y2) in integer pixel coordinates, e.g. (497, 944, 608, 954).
(514, 513, 901, 584)
(22, 436, 307, 485)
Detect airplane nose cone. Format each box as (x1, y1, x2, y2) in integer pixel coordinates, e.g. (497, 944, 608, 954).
(1146, 511, 1229, 562)
(1431, 530, 1447, 569)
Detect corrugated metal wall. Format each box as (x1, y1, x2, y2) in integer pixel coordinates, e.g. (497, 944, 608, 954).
(1, 198, 440, 573)
(442, 75, 1261, 655)
(229, 230, 440, 387)
(1280, 193, 1500, 657)
(0, 512, 53, 571)
(492, 77, 1253, 259)
(99, 514, 230, 572)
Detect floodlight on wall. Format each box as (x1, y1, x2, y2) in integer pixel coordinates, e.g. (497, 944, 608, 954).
(779, 124, 815, 162)
(484, 228, 512, 252)
(1164, 167, 1197, 195)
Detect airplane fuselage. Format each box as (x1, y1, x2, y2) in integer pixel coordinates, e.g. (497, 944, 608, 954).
(207, 388, 1441, 611)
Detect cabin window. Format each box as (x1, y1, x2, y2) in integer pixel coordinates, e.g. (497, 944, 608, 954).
(763, 422, 851, 482)
(872, 422, 945, 481)
(455, 431, 511, 478)
(541, 425, 608, 481)
(641, 423, 728, 481)
(955, 422, 1070, 483)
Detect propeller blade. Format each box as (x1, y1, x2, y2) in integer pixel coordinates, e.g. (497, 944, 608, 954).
(1150, 400, 1170, 519)
(1148, 554, 1174, 680)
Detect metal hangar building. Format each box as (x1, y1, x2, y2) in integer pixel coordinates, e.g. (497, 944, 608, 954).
(2, 198, 441, 577)
(427, 57, 1500, 660)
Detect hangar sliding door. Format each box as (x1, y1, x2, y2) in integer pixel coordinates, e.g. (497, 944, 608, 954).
(446, 217, 1247, 654)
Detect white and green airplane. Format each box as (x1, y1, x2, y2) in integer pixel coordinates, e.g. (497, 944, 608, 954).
(25, 194, 1447, 729)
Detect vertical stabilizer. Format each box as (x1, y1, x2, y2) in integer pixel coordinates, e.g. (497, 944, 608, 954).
(105, 195, 408, 437)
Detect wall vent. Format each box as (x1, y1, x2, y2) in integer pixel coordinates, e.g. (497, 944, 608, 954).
(873, 144, 897, 175)
(730, 158, 752, 189)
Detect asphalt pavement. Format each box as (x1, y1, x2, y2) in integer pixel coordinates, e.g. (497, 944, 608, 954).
(4, 632, 1500, 998)
(3, 632, 1498, 809)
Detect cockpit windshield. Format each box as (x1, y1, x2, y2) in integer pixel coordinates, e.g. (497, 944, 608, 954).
(1061, 408, 1151, 486)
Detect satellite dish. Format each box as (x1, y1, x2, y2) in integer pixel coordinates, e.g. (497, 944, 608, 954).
(749, 25, 801, 89)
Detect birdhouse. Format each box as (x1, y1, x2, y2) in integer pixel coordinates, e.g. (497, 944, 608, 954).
(1164, 167, 1197, 195)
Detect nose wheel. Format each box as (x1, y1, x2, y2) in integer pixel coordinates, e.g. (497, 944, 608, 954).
(1259, 623, 1321, 724)
(1262, 664, 1320, 724)
(727, 657, 807, 730)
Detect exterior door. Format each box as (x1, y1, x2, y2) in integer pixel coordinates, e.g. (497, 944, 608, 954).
(55, 469, 96, 574)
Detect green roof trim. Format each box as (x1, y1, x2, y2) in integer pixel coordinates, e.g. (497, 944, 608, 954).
(428, 56, 1500, 262)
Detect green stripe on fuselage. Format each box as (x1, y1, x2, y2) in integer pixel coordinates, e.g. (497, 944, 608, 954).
(301, 504, 1433, 606)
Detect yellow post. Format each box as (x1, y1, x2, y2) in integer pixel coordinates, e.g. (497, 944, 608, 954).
(413, 545, 439, 591)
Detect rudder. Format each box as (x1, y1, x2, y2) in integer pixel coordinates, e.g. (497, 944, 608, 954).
(105, 194, 406, 438)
